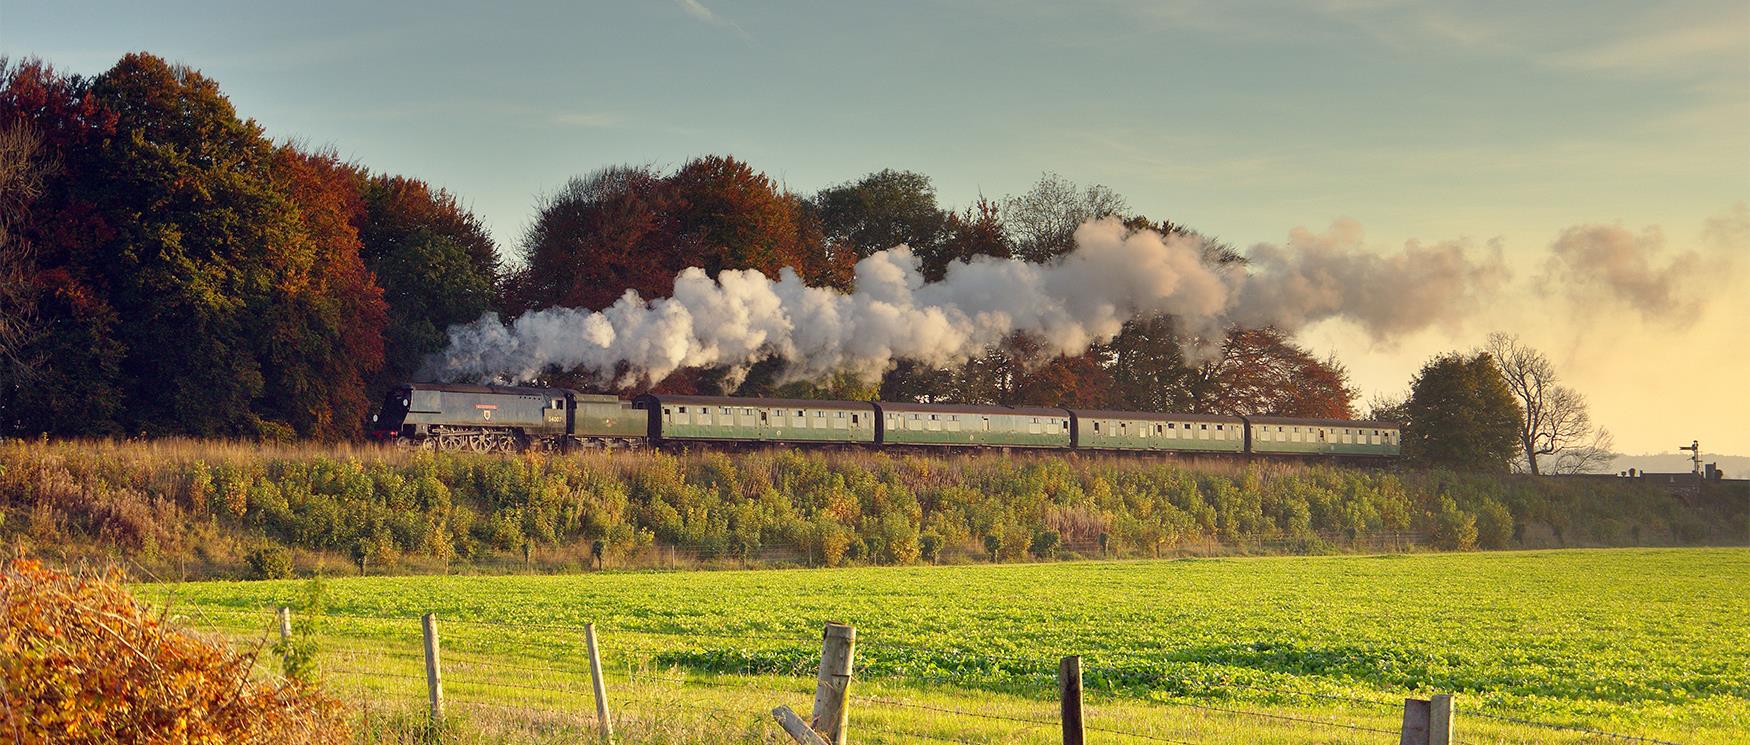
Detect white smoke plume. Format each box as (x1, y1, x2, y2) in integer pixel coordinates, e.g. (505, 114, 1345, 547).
(427, 218, 1509, 386)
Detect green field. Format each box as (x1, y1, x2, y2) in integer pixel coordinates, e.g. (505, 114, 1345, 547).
(146, 548, 1749, 744)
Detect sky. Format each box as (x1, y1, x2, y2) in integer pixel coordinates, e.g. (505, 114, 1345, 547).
(4, 0, 1747, 456)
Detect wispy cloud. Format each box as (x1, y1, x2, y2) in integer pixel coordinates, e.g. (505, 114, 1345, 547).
(674, 0, 753, 41)
(1549, 17, 1750, 76)
(549, 111, 619, 128)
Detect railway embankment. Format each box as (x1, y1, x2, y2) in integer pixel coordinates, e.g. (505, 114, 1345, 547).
(2, 438, 1742, 578)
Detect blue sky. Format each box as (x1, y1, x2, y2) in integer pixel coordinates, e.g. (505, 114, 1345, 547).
(5, 0, 1748, 455)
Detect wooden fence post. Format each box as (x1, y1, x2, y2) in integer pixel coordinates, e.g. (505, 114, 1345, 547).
(1059, 655, 1085, 745)
(421, 613, 444, 721)
(1400, 697, 1429, 745)
(772, 705, 830, 745)
(585, 622, 612, 740)
(276, 606, 292, 643)
(1429, 693, 1454, 745)
(1401, 694, 1455, 745)
(811, 622, 856, 745)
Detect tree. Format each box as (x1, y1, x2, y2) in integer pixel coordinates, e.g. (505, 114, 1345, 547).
(357, 174, 499, 396)
(265, 146, 389, 438)
(666, 155, 827, 284)
(503, 166, 673, 315)
(1191, 328, 1356, 418)
(1000, 172, 1127, 262)
(1402, 351, 1521, 471)
(814, 169, 948, 263)
(0, 120, 50, 377)
(1, 58, 126, 435)
(1486, 332, 1615, 475)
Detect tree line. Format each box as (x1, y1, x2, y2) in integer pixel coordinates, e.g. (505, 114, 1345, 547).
(0, 53, 1608, 474)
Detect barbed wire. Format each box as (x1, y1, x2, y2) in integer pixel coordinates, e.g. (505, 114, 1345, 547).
(1149, 697, 1398, 736)
(1465, 709, 1687, 745)
(161, 604, 1691, 745)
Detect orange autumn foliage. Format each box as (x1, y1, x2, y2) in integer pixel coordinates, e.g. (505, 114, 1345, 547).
(0, 559, 351, 744)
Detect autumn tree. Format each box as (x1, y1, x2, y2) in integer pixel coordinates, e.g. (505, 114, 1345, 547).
(1, 55, 411, 438)
(0, 120, 50, 378)
(504, 165, 673, 315)
(264, 146, 389, 438)
(1402, 351, 1521, 471)
(1486, 332, 1615, 474)
(1191, 328, 1357, 418)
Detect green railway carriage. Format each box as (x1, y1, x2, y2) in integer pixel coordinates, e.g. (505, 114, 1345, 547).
(876, 402, 1072, 449)
(633, 394, 877, 445)
(1245, 416, 1401, 459)
(1069, 410, 1246, 454)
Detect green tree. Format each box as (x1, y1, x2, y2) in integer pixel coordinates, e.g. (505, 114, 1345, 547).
(1402, 352, 1521, 471)
(357, 174, 498, 396)
(82, 54, 307, 436)
(814, 169, 948, 264)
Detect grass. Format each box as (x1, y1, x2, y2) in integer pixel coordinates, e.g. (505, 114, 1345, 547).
(138, 547, 1749, 744)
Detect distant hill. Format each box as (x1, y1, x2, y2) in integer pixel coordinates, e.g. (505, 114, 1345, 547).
(1609, 453, 1750, 478)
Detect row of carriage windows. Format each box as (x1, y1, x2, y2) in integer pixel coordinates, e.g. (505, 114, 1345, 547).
(656, 405, 1398, 446)
(664, 405, 858, 429)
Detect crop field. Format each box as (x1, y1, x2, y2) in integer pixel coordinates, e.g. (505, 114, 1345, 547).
(143, 547, 1749, 744)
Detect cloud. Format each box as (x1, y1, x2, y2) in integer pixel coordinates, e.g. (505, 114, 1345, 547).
(673, 0, 752, 39)
(1548, 16, 1750, 75)
(549, 112, 619, 128)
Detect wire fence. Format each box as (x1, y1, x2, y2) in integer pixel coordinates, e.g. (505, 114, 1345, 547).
(167, 605, 1693, 745)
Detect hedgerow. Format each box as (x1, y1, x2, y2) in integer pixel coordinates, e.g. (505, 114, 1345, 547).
(0, 438, 1741, 576)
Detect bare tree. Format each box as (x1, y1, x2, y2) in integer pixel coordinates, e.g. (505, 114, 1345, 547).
(1487, 332, 1613, 474)
(0, 121, 50, 374)
(1550, 427, 1616, 475)
(1000, 172, 1128, 262)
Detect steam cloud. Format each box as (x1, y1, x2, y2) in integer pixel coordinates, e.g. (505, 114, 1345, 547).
(1537, 203, 1745, 326)
(427, 218, 1512, 387)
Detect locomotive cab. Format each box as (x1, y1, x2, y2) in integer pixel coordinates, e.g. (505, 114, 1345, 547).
(370, 386, 415, 440)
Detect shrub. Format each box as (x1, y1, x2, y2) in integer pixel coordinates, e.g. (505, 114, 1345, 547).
(1474, 498, 1514, 549)
(246, 545, 295, 580)
(1029, 529, 1061, 558)
(0, 558, 350, 743)
(1431, 497, 1479, 551)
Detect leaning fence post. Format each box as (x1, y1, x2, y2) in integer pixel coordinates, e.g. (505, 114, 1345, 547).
(1429, 693, 1454, 745)
(1059, 655, 1085, 745)
(421, 612, 444, 721)
(811, 622, 856, 745)
(276, 606, 292, 642)
(773, 705, 831, 745)
(585, 622, 612, 740)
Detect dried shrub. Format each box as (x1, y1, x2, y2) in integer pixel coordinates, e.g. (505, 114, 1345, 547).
(0, 559, 351, 743)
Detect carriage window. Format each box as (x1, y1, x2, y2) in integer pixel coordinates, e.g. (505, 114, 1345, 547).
(1092, 422, 1101, 433)
(1200, 424, 1207, 430)
(678, 406, 687, 413)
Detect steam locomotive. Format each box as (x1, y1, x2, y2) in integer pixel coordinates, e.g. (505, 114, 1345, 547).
(371, 383, 1401, 460)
